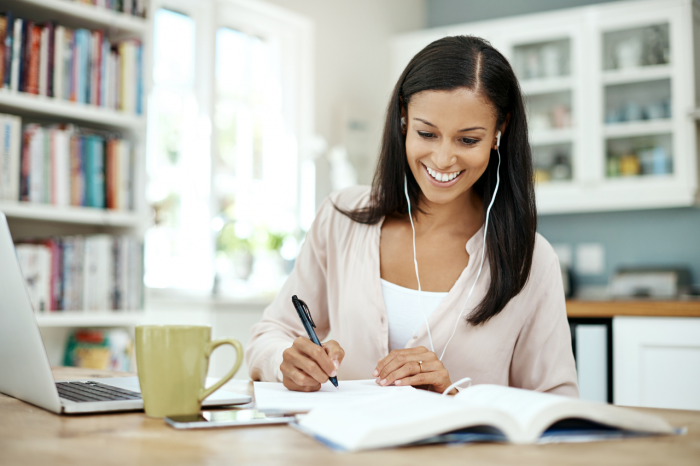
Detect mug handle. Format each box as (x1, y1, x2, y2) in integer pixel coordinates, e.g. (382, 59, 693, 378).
(198, 338, 244, 403)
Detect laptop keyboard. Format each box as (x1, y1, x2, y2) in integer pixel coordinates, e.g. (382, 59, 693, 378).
(56, 381, 142, 403)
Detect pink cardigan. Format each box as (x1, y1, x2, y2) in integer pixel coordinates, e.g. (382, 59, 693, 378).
(246, 186, 579, 397)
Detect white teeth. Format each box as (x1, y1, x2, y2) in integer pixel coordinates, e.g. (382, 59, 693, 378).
(424, 164, 461, 182)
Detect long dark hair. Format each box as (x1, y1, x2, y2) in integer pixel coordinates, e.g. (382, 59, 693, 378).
(337, 35, 537, 325)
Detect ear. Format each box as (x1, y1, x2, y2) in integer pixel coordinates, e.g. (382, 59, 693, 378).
(400, 106, 407, 135)
(493, 113, 510, 150)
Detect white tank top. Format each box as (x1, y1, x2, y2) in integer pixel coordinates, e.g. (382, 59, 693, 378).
(380, 279, 448, 352)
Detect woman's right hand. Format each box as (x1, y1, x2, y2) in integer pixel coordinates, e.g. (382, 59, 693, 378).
(281, 337, 345, 392)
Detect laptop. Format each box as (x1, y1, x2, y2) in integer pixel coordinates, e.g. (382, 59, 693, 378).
(0, 213, 252, 414)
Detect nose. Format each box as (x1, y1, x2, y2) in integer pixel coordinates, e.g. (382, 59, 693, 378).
(433, 140, 458, 170)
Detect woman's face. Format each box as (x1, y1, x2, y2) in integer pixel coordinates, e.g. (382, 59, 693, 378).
(404, 87, 500, 207)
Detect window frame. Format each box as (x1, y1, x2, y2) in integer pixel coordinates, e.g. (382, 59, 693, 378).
(146, 0, 314, 296)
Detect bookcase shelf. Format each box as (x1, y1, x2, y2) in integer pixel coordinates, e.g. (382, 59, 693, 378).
(0, 201, 141, 227)
(3, 0, 146, 35)
(0, 90, 144, 130)
(35, 311, 144, 327)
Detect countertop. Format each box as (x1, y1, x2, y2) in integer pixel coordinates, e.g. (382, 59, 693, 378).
(566, 299, 700, 318)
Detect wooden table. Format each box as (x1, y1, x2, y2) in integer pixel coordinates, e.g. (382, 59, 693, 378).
(1, 367, 699, 466)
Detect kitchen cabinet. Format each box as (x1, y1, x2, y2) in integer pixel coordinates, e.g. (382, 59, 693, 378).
(613, 316, 700, 410)
(391, 0, 699, 214)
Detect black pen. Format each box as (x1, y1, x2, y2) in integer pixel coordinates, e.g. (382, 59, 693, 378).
(291, 295, 339, 388)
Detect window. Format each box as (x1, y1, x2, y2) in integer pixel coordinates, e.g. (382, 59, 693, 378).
(145, 0, 313, 297)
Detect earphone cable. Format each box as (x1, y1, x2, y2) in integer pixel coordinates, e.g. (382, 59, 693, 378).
(404, 175, 436, 354)
(438, 144, 501, 361)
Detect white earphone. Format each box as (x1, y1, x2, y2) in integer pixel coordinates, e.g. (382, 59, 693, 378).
(403, 130, 502, 362)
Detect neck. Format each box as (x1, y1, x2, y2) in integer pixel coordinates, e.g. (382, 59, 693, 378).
(412, 189, 484, 236)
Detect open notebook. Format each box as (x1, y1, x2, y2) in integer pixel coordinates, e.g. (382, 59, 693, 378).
(296, 384, 676, 451)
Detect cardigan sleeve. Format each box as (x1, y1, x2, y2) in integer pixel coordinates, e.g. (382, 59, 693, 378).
(245, 198, 334, 382)
(509, 252, 580, 398)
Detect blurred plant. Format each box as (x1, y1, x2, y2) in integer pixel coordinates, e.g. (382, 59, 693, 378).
(216, 220, 291, 255)
(217, 222, 252, 253)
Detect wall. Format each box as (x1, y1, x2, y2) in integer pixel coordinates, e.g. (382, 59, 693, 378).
(265, 0, 425, 205)
(425, 0, 700, 289)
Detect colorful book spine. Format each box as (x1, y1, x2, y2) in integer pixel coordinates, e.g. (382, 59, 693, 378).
(0, 113, 21, 201)
(1, 13, 12, 88)
(26, 23, 41, 95)
(84, 134, 105, 208)
(0, 15, 6, 86)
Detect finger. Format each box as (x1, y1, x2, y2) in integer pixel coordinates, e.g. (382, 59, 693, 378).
(295, 338, 337, 377)
(379, 361, 422, 386)
(374, 347, 431, 377)
(281, 361, 322, 390)
(393, 371, 438, 389)
(291, 350, 333, 385)
(322, 340, 345, 370)
(378, 352, 432, 381)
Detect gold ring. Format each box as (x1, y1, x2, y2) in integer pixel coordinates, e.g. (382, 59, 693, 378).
(418, 361, 423, 373)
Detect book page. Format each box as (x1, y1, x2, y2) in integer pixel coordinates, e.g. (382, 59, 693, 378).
(454, 384, 567, 436)
(254, 379, 415, 412)
(454, 384, 673, 443)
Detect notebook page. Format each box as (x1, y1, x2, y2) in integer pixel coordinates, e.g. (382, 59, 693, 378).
(254, 379, 415, 412)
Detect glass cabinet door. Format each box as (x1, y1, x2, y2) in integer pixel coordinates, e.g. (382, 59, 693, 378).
(601, 23, 673, 179)
(514, 38, 574, 184)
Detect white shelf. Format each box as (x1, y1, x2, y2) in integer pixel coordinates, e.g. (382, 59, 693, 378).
(0, 201, 140, 226)
(5, 0, 146, 35)
(0, 90, 144, 130)
(520, 76, 573, 95)
(603, 119, 673, 138)
(602, 65, 672, 86)
(35, 312, 144, 327)
(530, 128, 574, 146)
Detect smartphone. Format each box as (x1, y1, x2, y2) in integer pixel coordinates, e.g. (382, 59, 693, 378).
(165, 409, 295, 429)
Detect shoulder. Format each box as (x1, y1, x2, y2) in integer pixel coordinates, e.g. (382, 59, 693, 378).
(511, 233, 562, 305)
(314, 185, 372, 226)
(327, 185, 372, 212)
(530, 233, 561, 275)
(307, 185, 372, 238)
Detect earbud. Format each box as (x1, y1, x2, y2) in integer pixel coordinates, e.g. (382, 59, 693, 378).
(496, 130, 501, 148)
(401, 117, 406, 128)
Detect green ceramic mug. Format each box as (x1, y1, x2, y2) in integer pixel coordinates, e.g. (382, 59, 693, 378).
(135, 325, 243, 418)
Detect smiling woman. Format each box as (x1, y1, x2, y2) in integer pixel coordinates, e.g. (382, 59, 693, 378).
(246, 36, 578, 398)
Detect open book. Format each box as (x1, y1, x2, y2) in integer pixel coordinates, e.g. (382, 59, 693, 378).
(296, 384, 675, 451)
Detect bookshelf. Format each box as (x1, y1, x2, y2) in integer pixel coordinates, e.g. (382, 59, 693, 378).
(3, 0, 147, 35)
(0, 0, 151, 331)
(35, 312, 144, 328)
(0, 200, 140, 226)
(0, 90, 145, 129)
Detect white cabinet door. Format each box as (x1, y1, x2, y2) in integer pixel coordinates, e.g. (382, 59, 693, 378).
(614, 316, 700, 410)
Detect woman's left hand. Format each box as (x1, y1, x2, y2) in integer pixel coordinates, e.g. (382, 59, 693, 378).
(373, 346, 454, 394)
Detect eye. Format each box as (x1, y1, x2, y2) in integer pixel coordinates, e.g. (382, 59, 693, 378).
(461, 138, 478, 146)
(417, 131, 436, 139)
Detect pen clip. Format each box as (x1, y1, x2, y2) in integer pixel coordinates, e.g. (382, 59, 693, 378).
(298, 298, 316, 328)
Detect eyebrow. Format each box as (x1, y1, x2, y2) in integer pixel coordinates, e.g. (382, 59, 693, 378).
(413, 117, 486, 132)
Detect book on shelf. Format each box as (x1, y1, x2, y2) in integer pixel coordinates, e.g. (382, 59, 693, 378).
(15, 234, 143, 313)
(0, 115, 133, 210)
(0, 113, 21, 201)
(66, 0, 147, 18)
(0, 12, 143, 115)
